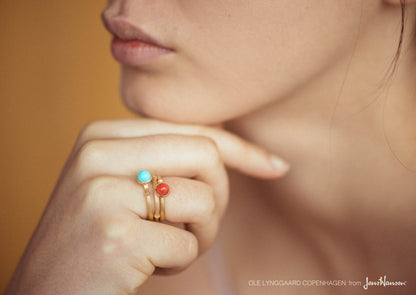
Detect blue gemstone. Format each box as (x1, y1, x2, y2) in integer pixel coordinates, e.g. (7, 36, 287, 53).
(137, 170, 151, 183)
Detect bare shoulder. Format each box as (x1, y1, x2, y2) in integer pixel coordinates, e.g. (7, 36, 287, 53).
(136, 253, 216, 295)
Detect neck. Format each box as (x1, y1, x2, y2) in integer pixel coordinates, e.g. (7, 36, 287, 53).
(224, 5, 416, 280)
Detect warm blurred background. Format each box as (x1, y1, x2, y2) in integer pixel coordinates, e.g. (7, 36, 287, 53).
(0, 1, 134, 292)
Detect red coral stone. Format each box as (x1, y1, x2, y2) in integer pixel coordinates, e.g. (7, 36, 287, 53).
(156, 183, 169, 196)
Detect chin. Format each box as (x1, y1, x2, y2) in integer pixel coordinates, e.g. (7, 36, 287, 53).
(120, 70, 242, 125)
(120, 84, 228, 125)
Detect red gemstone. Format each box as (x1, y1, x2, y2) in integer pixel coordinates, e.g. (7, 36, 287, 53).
(156, 183, 169, 196)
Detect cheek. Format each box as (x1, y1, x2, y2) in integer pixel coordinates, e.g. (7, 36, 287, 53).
(184, 0, 367, 99)
(120, 0, 368, 124)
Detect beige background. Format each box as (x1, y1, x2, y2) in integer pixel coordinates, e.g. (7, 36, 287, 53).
(0, 1, 134, 292)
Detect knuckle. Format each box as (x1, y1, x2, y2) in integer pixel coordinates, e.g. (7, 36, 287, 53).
(101, 219, 130, 251)
(100, 223, 129, 256)
(81, 176, 116, 210)
(195, 136, 222, 167)
(84, 175, 111, 195)
(183, 232, 199, 261)
(199, 135, 218, 150)
(76, 177, 133, 251)
(76, 139, 106, 168)
(197, 186, 216, 219)
(160, 228, 180, 246)
(80, 120, 99, 137)
(81, 178, 133, 248)
(160, 229, 198, 261)
(75, 120, 103, 149)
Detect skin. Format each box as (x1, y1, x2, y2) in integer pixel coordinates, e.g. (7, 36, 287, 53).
(5, 0, 416, 294)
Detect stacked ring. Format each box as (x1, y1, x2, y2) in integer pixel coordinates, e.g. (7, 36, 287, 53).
(152, 176, 161, 222)
(152, 176, 170, 222)
(137, 170, 170, 222)
(137, 170, 153, 221)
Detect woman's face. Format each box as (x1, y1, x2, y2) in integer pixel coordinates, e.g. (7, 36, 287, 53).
(102, 0, 378, 124)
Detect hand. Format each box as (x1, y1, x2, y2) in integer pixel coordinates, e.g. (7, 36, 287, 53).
(5, 118, 289, 295)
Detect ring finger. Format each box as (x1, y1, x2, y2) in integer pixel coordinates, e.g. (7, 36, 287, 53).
(80, 175, 220, 253)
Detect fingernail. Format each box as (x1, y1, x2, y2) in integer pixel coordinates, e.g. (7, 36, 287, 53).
(270, 155, 290, 173)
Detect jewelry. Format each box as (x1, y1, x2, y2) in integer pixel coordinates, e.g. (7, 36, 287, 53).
(152, 176, 170, 222)
(152, 176, 161, 222)
(137, 170, 153, 221)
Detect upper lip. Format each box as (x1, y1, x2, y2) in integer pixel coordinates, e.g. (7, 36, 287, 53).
(101, 12, 173, 50)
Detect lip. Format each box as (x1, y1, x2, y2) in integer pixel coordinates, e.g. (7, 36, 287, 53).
(110, 36, 173, 66)
(101, 12, 174, 66)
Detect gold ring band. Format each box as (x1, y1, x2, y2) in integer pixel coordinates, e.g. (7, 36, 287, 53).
(152, 176, 161, 222)
(143, 182, 153, 221)
(152, 175, 170, 222)
(160, 196, 166, 222)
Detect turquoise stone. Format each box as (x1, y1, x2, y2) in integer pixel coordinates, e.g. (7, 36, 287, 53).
(137, 170, 151, 183)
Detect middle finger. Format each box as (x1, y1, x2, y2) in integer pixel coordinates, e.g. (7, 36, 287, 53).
(68, 134, 229, 218)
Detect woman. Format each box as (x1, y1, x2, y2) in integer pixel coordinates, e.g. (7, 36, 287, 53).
(5, 0, 416, 294)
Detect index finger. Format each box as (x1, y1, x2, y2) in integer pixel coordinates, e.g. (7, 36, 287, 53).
(74, 118, 290, 179)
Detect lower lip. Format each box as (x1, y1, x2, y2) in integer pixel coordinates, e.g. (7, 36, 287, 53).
(111, 36, 173, 66)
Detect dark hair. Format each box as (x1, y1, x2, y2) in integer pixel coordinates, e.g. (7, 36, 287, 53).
(389, 0, 406, 76)
(330, 0, 414, 173)
(382, 0, 416, 173)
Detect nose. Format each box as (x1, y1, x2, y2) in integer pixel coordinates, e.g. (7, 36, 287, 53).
(103, 0, 141, 19)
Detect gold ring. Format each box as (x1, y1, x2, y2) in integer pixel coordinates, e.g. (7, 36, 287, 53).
(137, 170, 153, 221)
(152, 176, 161, 222)
(152, 175, 170, 222)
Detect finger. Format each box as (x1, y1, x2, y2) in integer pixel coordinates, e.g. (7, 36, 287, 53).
(98, 215, 198, 282)
(139, 221, 198, 271)
(74, 118, 290, 179)
(152, 175, 220, 254)
(81, 175, 221, 253)
(68, 134, 229, 220)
